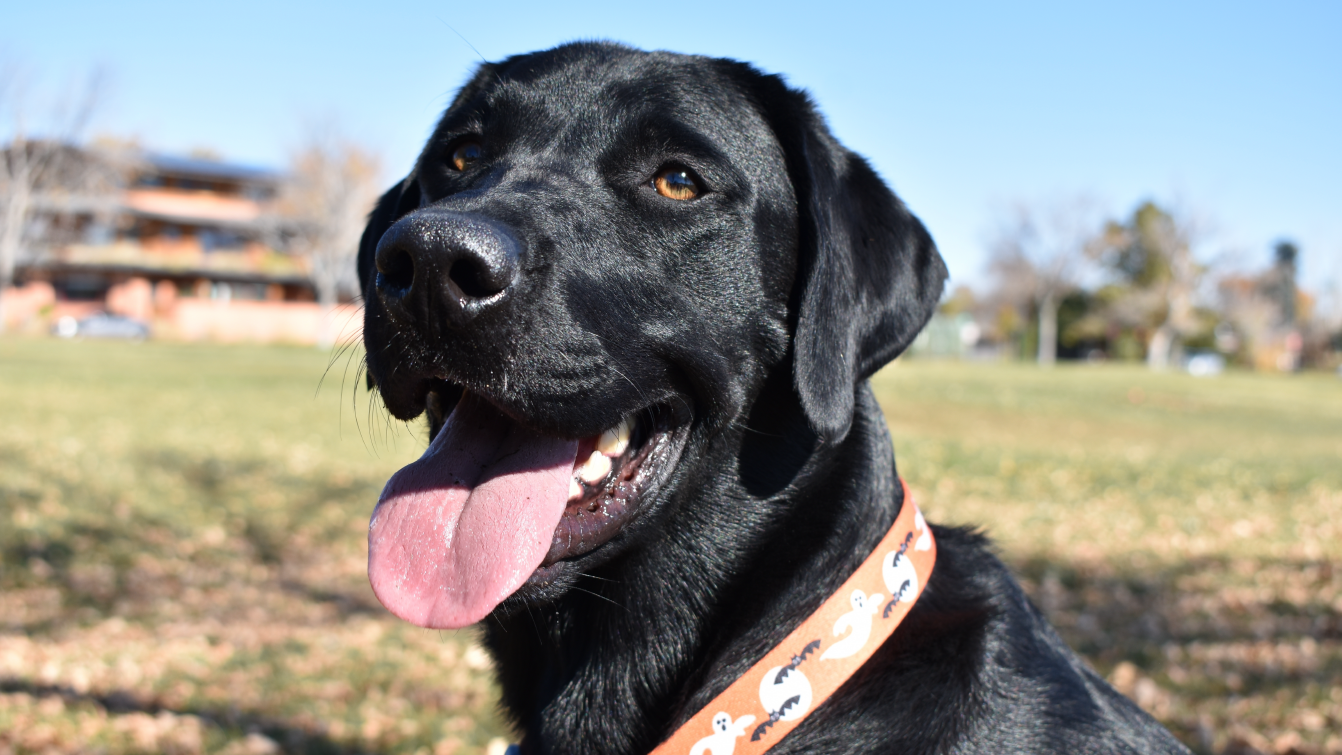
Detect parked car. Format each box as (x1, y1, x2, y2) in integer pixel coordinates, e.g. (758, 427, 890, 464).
(1185, 352, 1226, 377)
(53, 313, 151, 340)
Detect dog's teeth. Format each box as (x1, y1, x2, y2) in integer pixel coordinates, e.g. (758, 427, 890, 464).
(578, 450, 612, 484)
(568, 477, 583, 501)
(597, 418, 631, 457)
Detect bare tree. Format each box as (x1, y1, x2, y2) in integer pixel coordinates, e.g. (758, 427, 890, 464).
(279, 127, 381, 347)
(985, 196, 1099, 366)
(1090, 201, 1207, 369)
(0, 64, 104, 332)
(1219, 278, 1273, 365)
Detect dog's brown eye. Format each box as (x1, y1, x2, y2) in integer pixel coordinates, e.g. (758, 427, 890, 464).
(450, 141, 483, 171)
(653, 167, 700, 200)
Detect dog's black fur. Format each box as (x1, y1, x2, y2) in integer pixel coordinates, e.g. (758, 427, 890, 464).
(356, 42, 1189, 754)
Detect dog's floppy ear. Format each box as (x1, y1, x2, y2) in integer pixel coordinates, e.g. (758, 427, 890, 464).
(772, 91, 948, 442)
(357, 174, 421, 294)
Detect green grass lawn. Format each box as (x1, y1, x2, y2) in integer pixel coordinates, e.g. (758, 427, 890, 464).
(875, 361, 1342, 754)
(1, 339, 1339, 754)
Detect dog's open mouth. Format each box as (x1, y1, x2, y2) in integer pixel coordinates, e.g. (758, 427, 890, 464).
(367, 388, 686, 629)
(542, 402, 680, 565)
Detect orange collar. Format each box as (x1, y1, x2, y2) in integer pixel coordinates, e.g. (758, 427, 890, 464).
(650, 480, 936, 755)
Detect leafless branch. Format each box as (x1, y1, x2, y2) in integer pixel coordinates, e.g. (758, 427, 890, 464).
(0, 63, 107, 332)
(276, 124, 382, 347)
(984, 194, 1102, 365)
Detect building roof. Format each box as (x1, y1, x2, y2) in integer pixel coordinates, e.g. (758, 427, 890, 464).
(142, 152, 280, 184)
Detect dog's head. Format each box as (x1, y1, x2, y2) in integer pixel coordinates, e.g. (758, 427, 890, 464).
(357, 42, 946, 629)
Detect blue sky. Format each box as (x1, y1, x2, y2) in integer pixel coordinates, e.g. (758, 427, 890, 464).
(5, 1, 1339, 296)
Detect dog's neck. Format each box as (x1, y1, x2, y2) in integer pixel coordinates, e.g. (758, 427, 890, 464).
(485, 381, 902, 755)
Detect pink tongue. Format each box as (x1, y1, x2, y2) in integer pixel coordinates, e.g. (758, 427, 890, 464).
(368, 392, 578, 628)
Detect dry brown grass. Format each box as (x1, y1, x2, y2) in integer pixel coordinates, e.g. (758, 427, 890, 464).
(1, 339, 1338, 754)
(0, 339, 508, 755)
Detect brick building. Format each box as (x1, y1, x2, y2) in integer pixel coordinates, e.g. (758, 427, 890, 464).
(6, 149, 358, 344)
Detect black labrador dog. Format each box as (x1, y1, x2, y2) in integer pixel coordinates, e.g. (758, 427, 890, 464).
(356, 42, 1189, 754)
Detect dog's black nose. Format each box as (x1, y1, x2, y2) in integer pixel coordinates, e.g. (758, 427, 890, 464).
(373, 210, 521, 326)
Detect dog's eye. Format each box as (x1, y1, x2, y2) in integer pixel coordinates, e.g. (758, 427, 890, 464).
(652, 166, 701, 201)
(450, 141, 484, 172)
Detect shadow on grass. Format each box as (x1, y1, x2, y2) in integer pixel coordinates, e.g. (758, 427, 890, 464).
(277, 579, 384, 618)
(1011, 553, 1342, 696)
(1013, 554, 1342, 635)
(1, 677, 365, 755)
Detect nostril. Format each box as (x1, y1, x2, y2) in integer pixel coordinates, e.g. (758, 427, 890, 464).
(379, 247, 415, 292)
(448, 258, 501, 299)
